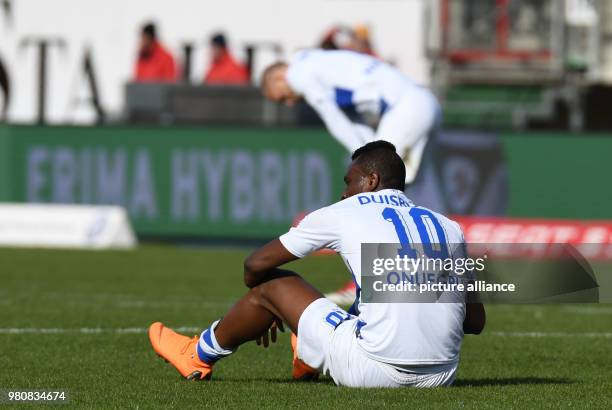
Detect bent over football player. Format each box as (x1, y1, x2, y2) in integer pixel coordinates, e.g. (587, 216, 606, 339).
(149, 141, 485, 388)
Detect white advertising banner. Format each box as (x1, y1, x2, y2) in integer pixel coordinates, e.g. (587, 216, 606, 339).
(0, 203, 137, 249)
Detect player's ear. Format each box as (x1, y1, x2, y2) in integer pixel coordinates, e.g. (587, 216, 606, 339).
(272, 68, 285, 83)
(365, 172, 380, 191)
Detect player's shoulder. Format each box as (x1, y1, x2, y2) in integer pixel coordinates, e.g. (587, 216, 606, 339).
(426, 208, 464, 240)
(318, 194, 386, 220)
(326, 194, 370, 211)
(290, 48, 367, 67)
(306, 197, 349, 217)
(287, 49, 322, 89)
(296, 203, 338, 229)
(301, 195, 359, 222)
(289, 48, 323, 68)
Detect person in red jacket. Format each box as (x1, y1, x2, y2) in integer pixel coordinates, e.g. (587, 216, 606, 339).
(203, 33, 249, 85)
(134, 23, 177, 83)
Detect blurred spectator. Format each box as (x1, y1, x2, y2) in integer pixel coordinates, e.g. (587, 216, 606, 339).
(203, 33, 249, 85)
(353, 24, 378, 57)
(134, 22, 177, 83)
(319, 25, 358, 51)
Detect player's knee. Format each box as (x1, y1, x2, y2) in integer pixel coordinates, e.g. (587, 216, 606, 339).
(254, 279, 276, 304)
(245, 286, 267, 309)
(253, 272, 299, 303)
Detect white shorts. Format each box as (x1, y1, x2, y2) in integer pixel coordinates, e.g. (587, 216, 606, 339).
(297, 298, 458, 388)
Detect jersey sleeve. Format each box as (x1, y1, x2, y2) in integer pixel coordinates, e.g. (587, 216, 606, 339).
(279, 207, 340, 258)
(309, 99, 369, 153)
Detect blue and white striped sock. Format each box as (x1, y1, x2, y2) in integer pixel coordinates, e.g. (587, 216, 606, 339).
(196, 320, 235, 364)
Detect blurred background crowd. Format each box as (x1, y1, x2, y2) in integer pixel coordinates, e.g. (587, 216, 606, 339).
(134, 22, 379, 85)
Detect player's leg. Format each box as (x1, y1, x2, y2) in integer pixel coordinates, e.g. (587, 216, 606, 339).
(376, 91, 439, 184)
(213, 270, 322, 348)
(403, 130, 449, 214)
(214, 270, 324, 380)
(149, 269, 326, 380)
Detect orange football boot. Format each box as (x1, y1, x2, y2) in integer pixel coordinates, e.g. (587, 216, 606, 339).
(148, 322, 213, 380)
(291, 332, 319, 381)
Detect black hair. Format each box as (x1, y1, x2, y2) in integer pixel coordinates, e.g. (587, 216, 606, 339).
(211, 32, 227, 48)
(142, 23, 157, 40)
(351, 140, 406, 190)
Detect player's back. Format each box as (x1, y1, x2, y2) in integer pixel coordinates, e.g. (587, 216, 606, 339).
(322, 189, 466, 366)
(287, 49, 418, 106)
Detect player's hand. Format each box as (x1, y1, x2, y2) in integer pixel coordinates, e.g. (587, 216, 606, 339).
(255, 318, 285, 348)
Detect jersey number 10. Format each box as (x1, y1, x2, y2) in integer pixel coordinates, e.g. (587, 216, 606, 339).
(382, 207, 449, 259)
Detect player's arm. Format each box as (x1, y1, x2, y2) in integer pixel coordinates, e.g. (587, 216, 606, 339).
(463, 302, 486, 334)
(455, 229, 486, 334)
(288, 66, 365, 153)
(243, 207, 338, 288)
(243, 239, 298, 288)
(309, 97, 367, 153)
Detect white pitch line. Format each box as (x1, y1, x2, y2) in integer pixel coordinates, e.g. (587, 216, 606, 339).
(561, 306, 612, 315)
(116, 301, 232, 309)
(0, 328, 611, 338)
(490, 331, 612, 338)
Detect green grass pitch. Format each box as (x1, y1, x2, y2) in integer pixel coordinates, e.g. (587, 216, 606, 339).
(0, 245, 611, 408)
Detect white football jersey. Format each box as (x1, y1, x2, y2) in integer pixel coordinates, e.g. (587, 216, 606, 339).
(279, 189, 466, 366)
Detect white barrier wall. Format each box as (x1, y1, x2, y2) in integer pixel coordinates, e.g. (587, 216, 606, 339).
(0, 204, 137, 249)
(0, 0, 427, 124)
